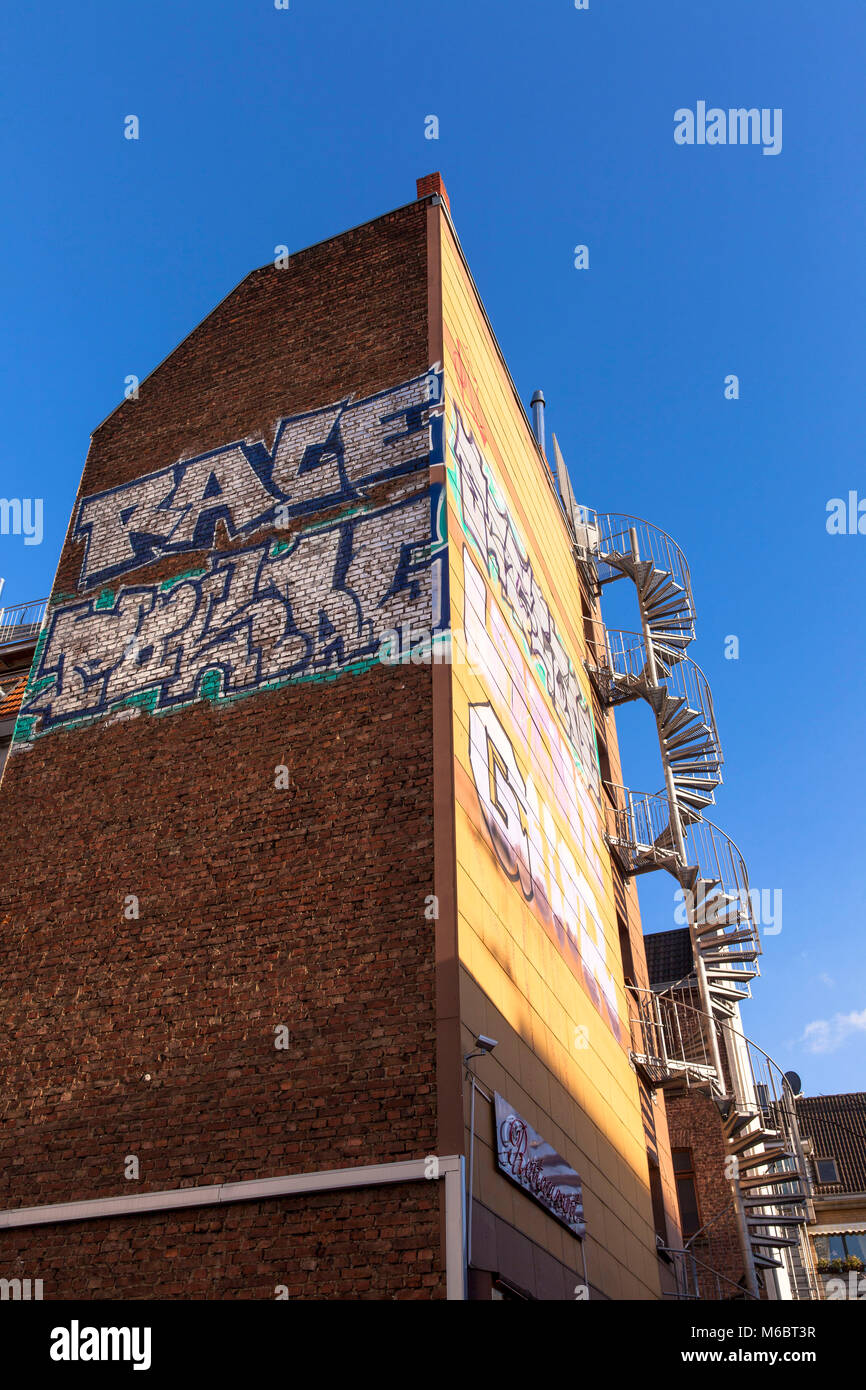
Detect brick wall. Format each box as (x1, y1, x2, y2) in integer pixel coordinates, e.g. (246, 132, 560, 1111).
(0, 1184, 444, 1300)
(0, 198, 449, 1296)
(666, 1091, 746, 1293)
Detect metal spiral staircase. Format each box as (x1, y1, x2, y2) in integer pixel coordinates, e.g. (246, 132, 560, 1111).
(578, 511, 762, 1025)
(628, 987, 815, 1295)
(586, 628, 722, 816)
(560, 500, 814, 1298)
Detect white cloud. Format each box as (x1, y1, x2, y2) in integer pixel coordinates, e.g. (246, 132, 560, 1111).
(802, 1008, 866, 1054)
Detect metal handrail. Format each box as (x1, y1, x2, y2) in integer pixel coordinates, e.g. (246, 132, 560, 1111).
(629, 987, 781, 1096)
(605, 780, 754, 901)
(575, 507, 694, 603)
(661, 1244, 761, 1301)
(585, 622, 721, 758)
(628, 984, 721, 1085)
(0, 598, 48, 646)
(642, 987, 818, 1301)
(630, 986, 809, 1181)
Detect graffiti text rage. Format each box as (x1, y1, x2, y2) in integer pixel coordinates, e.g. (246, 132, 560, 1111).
(74, 372, 443, 589)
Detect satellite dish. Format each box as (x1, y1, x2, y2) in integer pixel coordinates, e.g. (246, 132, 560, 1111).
(784, 1070, 803, 1097)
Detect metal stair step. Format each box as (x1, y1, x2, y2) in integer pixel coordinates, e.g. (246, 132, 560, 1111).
(743, 1194, 807, 1208)
(706, 982, 751, 1001)
(666, 741, 719, 761)
(699, 930, 759, 950)
(723, 1108, 760, 1138)
(646, 602, 692, 624)
(700, 942, 760, 959)
(728, 1127, 782, 1155)
(641, 569, 679, 600)
(661, 710, 701, 737)
(739, 1170, 804, 1190)
(747, 1215, 805, 1228)
(737, 1146, 797, 1171)
(667, 743, 720, 764)
(693, 920, 753, 941)
(663, 717, 706, 745)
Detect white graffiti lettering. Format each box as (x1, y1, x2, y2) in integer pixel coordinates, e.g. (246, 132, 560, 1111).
(19, 489, 445, 735)
(74, 371, 443, 589)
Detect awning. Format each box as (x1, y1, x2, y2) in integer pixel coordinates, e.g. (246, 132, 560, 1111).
(812, 1221, 866, 1236)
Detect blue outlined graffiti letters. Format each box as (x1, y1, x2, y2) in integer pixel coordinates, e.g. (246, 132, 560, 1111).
(74, 370, 444, 590)
(20, 486, 447, 735)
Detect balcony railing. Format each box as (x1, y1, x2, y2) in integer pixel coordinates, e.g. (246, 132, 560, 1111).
(573, 506, 694, 604)
(603, 784, 761, 965)
(662, 1245, 760, 1301)
(603, 785, 679, 875)
(628, 985, 721, 1091)
(0, 598, 48, 648)
(629, 986, 820, 1299)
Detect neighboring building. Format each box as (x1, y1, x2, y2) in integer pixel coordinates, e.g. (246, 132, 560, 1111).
(796, 1093, 866, 1299)
(0, 174, 817, 1300)
(0, 598, 45, 777)
(640, 929, 818, 1299)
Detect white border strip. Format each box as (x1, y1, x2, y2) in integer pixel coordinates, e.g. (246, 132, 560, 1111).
(0, 1155, 466, 1300)
(0, 1156, 460, 1229)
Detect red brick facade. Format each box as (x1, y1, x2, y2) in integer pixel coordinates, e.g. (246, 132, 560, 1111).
(666, 1092, 747, 1294)
(0, 198, 450, 1297)
(0, 183, 685, 1303)
(0, 1186, 443, 1300)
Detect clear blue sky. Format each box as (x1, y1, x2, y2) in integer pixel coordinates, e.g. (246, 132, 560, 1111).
(0, 1, 863, 1092)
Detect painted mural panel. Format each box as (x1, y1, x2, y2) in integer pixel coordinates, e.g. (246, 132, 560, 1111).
(14, 372, 447, 744)
(441, 225, 645, 1141)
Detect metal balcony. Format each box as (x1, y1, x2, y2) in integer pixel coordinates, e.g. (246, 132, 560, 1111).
(586, 623, 724, 812)
(628, 984, 721, 1092)
(0, 598, 48, 651)
(628, 987, 818, 1296)
(604, 786, 761, 1012)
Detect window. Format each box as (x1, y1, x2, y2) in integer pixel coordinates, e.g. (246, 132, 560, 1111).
(647, 1156, 668, 1246)
(814, 1232, 866, 1263)
(814, 1156, 840, 1184)
(617, 913, 635, 985)
(492, 1277, 532, 1300)
(595, 732, 620, 809)
(672, 1148, 702, 1239)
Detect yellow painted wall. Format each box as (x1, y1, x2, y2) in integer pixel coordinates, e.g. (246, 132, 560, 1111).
(441, 215, 663, 1298)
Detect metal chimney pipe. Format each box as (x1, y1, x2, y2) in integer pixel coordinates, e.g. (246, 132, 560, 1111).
(530, 389, 546, 455)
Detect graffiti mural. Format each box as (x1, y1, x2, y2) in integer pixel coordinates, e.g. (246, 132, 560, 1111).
(15, 367, 447, 744)
(74, 370, 443, 589)
(18, 489, 446, 738)
(462, 543, 620, 1042)
(445, 372, 623, 1045)
(450, 404, 597, 784)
